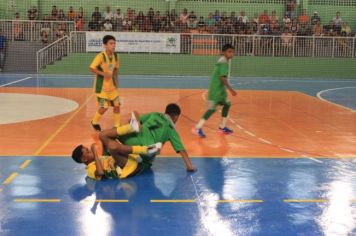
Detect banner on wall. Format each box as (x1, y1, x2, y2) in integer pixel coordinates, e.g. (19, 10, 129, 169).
(86, 32, 181, 53)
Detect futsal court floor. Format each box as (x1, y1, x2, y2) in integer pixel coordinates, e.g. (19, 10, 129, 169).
(0, 74, 355, 235)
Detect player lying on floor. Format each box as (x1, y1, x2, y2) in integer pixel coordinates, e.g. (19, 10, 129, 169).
(71, 103, 196, 180)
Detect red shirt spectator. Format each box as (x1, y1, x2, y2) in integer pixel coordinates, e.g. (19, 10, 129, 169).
(259, 11, 270, 24)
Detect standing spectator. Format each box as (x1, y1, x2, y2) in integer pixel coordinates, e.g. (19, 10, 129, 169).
(213, 10, 220, 22)
(136, 11, 145, 31)
(180, 8, 189, 26)
(312, 21, 323, 36)
(283, 14, 291, 30)
(143, 15, 152, 32)
(92, 7, 102, 24)
(40, 22, 50, 44)
(311, 11, 321, 26)
(162, 11, 171, 32)
(187, 11, 198, 30)
(55, 23, 66, 39)
(103, 19, 113, 31)
(270, 10, 279, 32)
(58, 9, 66, 21)
(290, 19, 300, 35)
(76, 18, 84, 31)
(333, 12, 342, 27)
(239, 11, 249, 24)
(0, 29, 6, 72)
(103, 6, 113, 22)
(114, 9, 124, 31)
(298, 9, 309, 27)
(259, 10, 270, 27)
(13, 13, 23, 40)
(28, 6, 38, 20)
(147, 8, 155, 23)
(152, 11, 162, 32)
(286, 0, 296, 19)
(170, 9, 178, 32)
(77, 7, 85, 24)
(67, 6, 76, 21)
(230, 11, 238, 29)
(281, 28, 293, 47)
(51, 6, 59, 20)
(206, 13, 215, 33)
(122, 17, 132, 31)
(198, 17, 206, 32)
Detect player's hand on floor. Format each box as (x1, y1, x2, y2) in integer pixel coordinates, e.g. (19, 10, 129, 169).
(187, 167, 197, 172)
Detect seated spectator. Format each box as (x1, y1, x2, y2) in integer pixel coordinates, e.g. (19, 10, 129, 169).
(230, 11, 238, 26)
(162, 11, 171, 32)
(259, 10, 270, 26)
(333, 11, 342, 27)
(126, 8, 134, 21)
(152, 11, 162, 32)
(76, 18, 84, 31)
(311, 11, 321, 26)
(312, 21, 323, 36)
(298, 9, 309, 27)
(283, 14, 291, 30)
(67, 6, 76, 21)
(236, 17, 246, 34)
(340, 22, 352, 36)
(324, 21, 338, 36)
(113, 9, 124, 31)
(281, 28, 293, 47)
(40, 26, 49, 44)
(55, 23, 66, 39)
(198, 16, 206, 32)
(114, 9, 123, 21)
(270, 10, 279, 31)
(51, 6, 58, 20)
(213, 10, 220, 22)
(147, 8, 155, 22)
(92, 7, 102, 23)
(103, 19, 112, 31)
(77, 7, 85, 24)
(104, 6, 113, 22)
(290, 19, 300, 35)
(123, 17, 133, 31)
(142, 16, 152, 32)
(28, 6, 38, 20)
(180, 8, 189, 26)
(170, 9, 178, 31)
(88, 16, 100, 31)
(187, 11, 198, 30)
(239, 11, 249, 25)
(286, 0, 296, 19)
(57, 9, 66, 21)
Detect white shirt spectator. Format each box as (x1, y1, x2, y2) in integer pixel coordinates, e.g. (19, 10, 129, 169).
(103, 21, 112, 31)
(239, 15, 249, 24)
(114, 12, 123, 20)
(103, 11, 113, 21)
(333, 16, 342, 26)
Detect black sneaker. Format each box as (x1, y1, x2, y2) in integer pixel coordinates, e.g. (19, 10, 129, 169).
(91, 121, 101, 131)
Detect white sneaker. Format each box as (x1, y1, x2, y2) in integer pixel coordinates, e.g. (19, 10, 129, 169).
(147, 142, 162, 156)
(130, 111, 141, 133)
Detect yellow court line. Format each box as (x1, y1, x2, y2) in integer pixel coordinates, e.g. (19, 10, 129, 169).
(33, 94, 94, 155)
(82, 199, 129, 203)
(150, 199, 196, 203)
(217, 199, 263, 203)
(2, 172, 19, 185)
(19, 160, 32, 169)
(14, 198, 61, 203)
(284, 199, 327, 203)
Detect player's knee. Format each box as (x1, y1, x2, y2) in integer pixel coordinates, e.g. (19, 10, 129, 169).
(113, 106, 120, 113)
(99, 107, 108, 114)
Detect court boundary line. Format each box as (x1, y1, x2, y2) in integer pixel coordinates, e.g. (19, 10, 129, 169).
(0, 76, 32, 87)
(0, 155, 355, 158)
(316, 86, 356, 112)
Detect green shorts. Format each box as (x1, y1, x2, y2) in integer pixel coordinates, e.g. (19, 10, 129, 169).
(207, 97, 231, 110)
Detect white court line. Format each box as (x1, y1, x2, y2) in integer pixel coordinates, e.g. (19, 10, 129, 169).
(0, 77, 32, 87)
(258, 138, 272, 144)
(317, 86, 356, 112)
(244, 130, 256, 137)
(279, 147, 295, 153)
(308, 158, 323, 163)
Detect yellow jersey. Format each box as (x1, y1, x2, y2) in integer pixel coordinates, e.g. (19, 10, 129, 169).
(90, 51, 120, 98)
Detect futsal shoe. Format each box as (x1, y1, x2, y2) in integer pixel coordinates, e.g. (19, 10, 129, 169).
(147, 142, 162, 156)
(219, 127, 233, 134)
(91, 121, 102, 131)
(193, 128, 206, 138)
(130, 111, 141, 133)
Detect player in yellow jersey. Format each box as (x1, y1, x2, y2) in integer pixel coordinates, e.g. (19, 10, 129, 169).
(89, 35, 120, 131)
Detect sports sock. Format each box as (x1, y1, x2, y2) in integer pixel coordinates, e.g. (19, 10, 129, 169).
(116, 124, 134, 136)
(113, 113, 121, 128)
(132, 146, 148, 154)
(92, 111, 102, 124)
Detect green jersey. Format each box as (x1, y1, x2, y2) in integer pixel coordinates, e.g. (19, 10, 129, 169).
(208, 56, 230, 102)
(119, 112, 185, 166)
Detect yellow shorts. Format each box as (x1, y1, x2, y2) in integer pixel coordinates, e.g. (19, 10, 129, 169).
(96, 91, 120, 108)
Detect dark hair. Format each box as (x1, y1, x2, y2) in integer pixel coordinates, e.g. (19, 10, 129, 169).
(72, 145, 83, 163)
(103, 35, 116, 44)
(222, 43, 234, 52)
(165, 103, 181, 116)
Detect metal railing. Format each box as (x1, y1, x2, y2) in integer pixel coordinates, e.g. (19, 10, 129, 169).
(36, 36, 70, 72)
(0, 19, 75, 42)
(69, 31, 356, 58)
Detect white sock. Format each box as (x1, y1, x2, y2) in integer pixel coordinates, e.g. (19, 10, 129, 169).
(220, 117, 227, 128)
(196, 119, 206, 129)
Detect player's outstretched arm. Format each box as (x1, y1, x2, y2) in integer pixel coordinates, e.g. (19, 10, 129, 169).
(179, 150, 197, 172)
(220, 76, 236, 96)
(90, 143, 105, 177)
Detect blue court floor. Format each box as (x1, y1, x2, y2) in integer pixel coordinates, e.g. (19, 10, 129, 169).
(0, 157, 355, 236)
